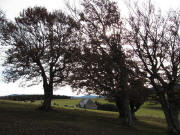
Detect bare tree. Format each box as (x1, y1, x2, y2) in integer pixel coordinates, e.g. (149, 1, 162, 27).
(128, 2, 180, 134)
(1, 7, 79, 111)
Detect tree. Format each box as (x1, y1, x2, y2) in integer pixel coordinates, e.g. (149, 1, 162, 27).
(68, 0, 147, 126)
(1, 7, 79, 111)
(128, 2, 180, 134)
(0, 10, 6, 40)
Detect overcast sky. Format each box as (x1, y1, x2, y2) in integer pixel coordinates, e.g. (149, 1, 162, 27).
(0, 0, 180, 96)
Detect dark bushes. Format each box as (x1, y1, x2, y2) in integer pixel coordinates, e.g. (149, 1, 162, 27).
(95, 101, 118, 112)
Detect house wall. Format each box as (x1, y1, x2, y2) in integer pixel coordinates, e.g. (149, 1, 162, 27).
(85, 104, 97, 110)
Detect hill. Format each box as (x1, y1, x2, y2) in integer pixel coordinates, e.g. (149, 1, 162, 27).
(0, 99, 169, 135)
(0, 94, 70, 101)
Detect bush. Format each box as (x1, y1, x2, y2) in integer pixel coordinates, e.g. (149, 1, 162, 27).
(95, 101, 118, 112)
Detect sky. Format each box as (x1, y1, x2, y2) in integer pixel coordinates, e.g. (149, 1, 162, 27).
(0, 0, 180, 96)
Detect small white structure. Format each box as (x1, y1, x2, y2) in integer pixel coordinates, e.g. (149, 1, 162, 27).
(78, 99, 97, 110)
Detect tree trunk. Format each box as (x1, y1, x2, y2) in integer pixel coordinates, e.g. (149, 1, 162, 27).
(159, 94, 180, 135)
(39, 84, 53, 111)
(129, 101, 141, 121)
(130, 101, 136, 121)
(123, 95, 133, 126)
(115, 98, 125, 119)
(115, 96, 133, 127)
(167, 104, 180, 135)
(131, 111, 136, 121)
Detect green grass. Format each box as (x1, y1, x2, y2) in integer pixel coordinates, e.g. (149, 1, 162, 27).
(136, 102, 165, 119)
(49, 99, 166, 119)
(0, 99, 170, 135)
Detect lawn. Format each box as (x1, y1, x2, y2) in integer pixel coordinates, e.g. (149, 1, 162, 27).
(0, 99, 171, 135)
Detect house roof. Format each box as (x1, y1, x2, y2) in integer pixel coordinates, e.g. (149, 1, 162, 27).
(80, 99, 90, 104)
(79, 98, 96, 106)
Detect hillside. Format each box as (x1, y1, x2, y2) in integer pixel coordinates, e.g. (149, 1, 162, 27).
(0, 99, 169, 135)
(0, 94, 70, 101)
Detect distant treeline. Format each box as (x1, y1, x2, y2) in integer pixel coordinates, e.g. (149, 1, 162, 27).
(0, 95, 71, 101)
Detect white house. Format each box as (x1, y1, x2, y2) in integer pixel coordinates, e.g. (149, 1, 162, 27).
(78, 99, 97, 110)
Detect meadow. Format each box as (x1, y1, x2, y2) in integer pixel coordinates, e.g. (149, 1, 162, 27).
(0, 98, 176, 135)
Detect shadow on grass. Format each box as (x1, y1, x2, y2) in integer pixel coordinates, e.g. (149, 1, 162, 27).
(135, 119, 167, 135)
(143, 106, 162, 110)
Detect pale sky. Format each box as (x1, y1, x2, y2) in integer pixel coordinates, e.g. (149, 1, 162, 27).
(0, 0, 180, 96)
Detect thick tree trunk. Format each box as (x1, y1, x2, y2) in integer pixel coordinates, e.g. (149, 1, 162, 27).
(122, 96, 133, 126)
(167, 105, 180, 135)
(115, 96, 133, 127)
(130, 101, 136, 121)
(115, 98, 125, 118)
(131, 111, 136, 121)
(39, 84, 53, 111)
(159, 94, 180, 135)
(36, 59, 54, 111)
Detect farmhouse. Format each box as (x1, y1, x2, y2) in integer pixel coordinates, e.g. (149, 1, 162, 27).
(78, 99, 97, 110)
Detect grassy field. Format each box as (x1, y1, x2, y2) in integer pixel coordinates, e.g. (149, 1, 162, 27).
(0, 98, 172, 135)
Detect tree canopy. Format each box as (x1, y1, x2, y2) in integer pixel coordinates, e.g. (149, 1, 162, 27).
(1, 7, 79, 111)
(128, 2, 180, 134)
(67, 0, 147, 126)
